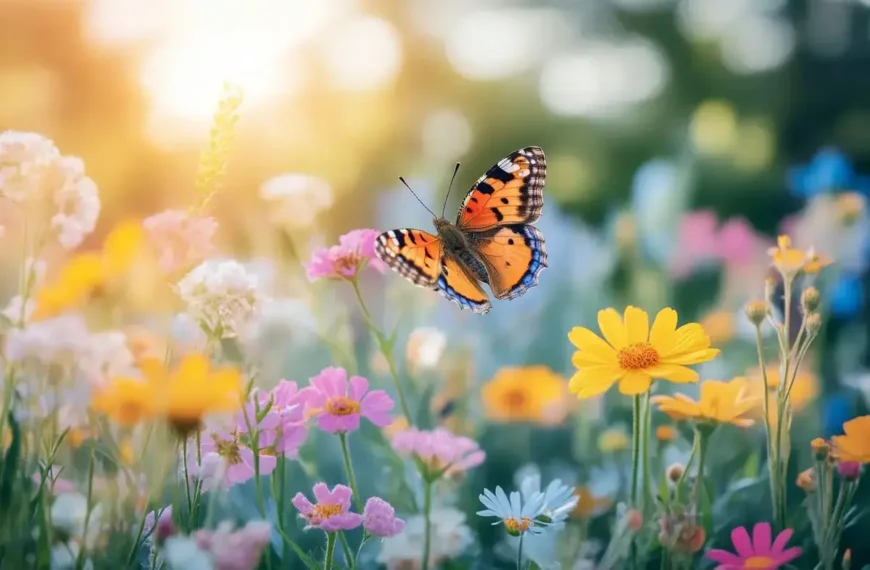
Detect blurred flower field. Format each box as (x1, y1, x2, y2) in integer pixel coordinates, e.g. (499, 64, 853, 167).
(3, 61, 870, 570)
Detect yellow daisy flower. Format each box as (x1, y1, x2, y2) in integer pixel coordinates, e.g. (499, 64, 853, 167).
(831, 415, 870, 463)
(699, 310, 735, 345)
(92, 377, 157, 427)
(568, 307, 720, 398)
(768, 235, 809, 279)
(482, 366, 570, 425)
(651, 378, 758, 427)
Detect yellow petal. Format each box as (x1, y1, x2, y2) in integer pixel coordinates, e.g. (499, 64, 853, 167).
(569, 366, 623, 399)
(177, 354, 210, 381)
(597, 308, 627, 350)
(568, 327, 617, 362)
(649, 308, 678, 355)
(663, 348, 720, 366)
(843, 415, 870, 437)
(624, 306, 650, 344)
(618, 371, 652, 395)
(644, 364, 698, 383)
(572, 351, 617, 368)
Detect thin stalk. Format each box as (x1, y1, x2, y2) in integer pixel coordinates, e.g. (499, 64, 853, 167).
(75, 447, 96, 570)
(338, 532, 355, 569)
(641, 390, 653, 511)
(276, 458, 288, 563)
(675, 432, 699, 504)
(630, 394, 641, 569)
(349, 278, 412, 421)
(421, 479, 433, 570)
(338, 433, 362, 512)
(692, 431, 711, 502)
(324, 532, 337, 570)
(517, 534, 525, 570)
(754, 326, 778, 525)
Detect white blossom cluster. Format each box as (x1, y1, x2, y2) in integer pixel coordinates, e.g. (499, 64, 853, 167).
(0, 131, 100, 249)
(176, 259, 261, 339)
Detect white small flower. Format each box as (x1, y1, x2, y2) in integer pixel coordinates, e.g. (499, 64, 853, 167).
(50, 492, 102, 547)
(49, 542, 92, 570)
(0, 131, 61, 202)
(50, 156, 100, 249)
(259, 173, 334, 228)
(406, 327, 447, 370)
(162, 536, 213, 570)
(378, 507, 473, 568)
(176, 260, 261, 339)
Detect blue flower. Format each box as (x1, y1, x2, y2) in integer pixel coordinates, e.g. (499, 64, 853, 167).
(630, 159, 682, 264)
(823, 393, 855, 438)
(787, 148, 870, 198)
(829, 273, 864, 317)
(519, 475, 577, 526)
(477, 486, 546, 536)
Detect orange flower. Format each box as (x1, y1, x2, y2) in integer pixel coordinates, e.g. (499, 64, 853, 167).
(482, 366, 570, 424)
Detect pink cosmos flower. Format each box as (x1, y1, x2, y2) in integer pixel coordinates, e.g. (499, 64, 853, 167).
(261, 380, 308, 458)
(143, 209, 217, 273)
(670, 210, 720, 278)
(363, 497, 405, 537)
(303, 228, 388, 282)
(391, 427, 486, 477)
(837, 461, 861, 481)
(195, 429, 274, 488)
(707, 523, 801, 569)
(292, 483, 363, 532)
(193, 520, 272, 570)
(718, 217, 759, 266)
(300, 367, 394, 433)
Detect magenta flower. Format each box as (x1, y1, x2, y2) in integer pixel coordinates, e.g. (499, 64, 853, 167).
(303, 228, 387, 282)
(707, 523, 801, 569)
(363, 497, 405, 537)
(262, 380, 308, 458)
(143, 209, 217, 273)
(292, 483, 363, 532)
(837, 461, 862, 481)
(670, 210, 720, 278)
(391, 427, 486, 477)
(193, 520, 271, 570)
(300, 367, 394, 434)
(144, 505, 174, 543)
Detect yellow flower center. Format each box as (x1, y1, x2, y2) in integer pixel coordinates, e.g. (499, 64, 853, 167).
(213, 435, 242, 465)
(617, 342, 660, 370)
(504, 517, 532, 534)
(325, 397, 361, 416)
(502, 389, 528, 412)
(334, 254, 361, 275)
(313, 503, 343, 519)
(743, 556, 775, 568)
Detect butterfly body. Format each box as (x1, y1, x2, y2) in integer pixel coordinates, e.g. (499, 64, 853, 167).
(376, 147, 548, 315)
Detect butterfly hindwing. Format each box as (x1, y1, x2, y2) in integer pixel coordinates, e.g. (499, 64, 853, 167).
(473, 224, 548, 300)
(436, 254, 492, 314)
(457, 147, 546, 231)
(375, 229, 443, 287)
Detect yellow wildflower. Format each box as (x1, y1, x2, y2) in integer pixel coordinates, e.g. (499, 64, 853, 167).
(747, 364, 818, 428)
(832, 415, 870, 463)
(699, 310, 735, 345)
(651, 378, 758, 428)
(92, 377, 156, 427)
(768, 235, 809, 279)
(568, 307, 719, 398)
(482, 366, 570, 425)
(803, 252, 833, 275)
(598, 428, 630, 452)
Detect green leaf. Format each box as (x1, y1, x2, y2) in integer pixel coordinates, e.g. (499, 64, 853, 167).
(741, 449, 760, 479)
(700, 481, 713, 538)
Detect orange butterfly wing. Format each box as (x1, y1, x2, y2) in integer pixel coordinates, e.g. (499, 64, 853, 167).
(457, 147, 546, 231)
(375, 229, 443, 287)
(473, 225, 548, 300)
(436, 255, 492, 314)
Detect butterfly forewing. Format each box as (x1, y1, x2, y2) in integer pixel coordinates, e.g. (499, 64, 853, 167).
(456, 147, 546, 231)
(375, 229, 443, 287)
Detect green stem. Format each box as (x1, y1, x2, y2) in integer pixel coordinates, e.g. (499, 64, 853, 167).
(339, 532, 355, 569)
(350, 278, 412, 422)
(693, 430, 711, 503)
(630, 395, 641, 507)
(517, 534, 524, 570)
(339, 433, 362, 512)
(421, 479, 433, 570)
(324, 532, 337, 570)
(675, 432, 699, 504)
(754, 326, 778, 526)
(641, 390, 653, 511)
(276, 458, 288, 563)
(75, 446, 96, 570)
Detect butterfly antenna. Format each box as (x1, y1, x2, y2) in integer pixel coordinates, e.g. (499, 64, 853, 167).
(398, 177, 437, 218)
(441, 162, 461, 218)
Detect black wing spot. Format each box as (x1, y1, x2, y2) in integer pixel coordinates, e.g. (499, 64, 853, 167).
(476, 181, 495, 195)
(489, 166, 514, 184)
(470, 197, 479, 203)
(491, 208, 504, 222)
(407, 232, 417, 245)
(500, 197, 509, 204)
(506, 261, 511, 267)
(507, 238, 515, 245)
(465, 206, 473, 214)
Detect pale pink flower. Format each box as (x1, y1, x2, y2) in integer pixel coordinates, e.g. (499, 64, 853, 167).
(304, 228, 387, 282)
(143, 209, 217, 273)
(391, 428, 486, 477)
(670, 210, 720, 277)
(260, 380, 308, 458)
(32, 468, 75, 495)
(292, 483, 363, 532)
(363, 497, 405, 537)
(193, 428, 276, 488)
(718, 217, 758, 266)
(193, 520, 272, 570)
(300, 367, 393, 434)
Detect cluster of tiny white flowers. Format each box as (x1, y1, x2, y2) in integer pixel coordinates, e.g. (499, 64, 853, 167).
(176, 259, 261, 338)
(1, 258, 47, 326)
(0, 131, 100, 249)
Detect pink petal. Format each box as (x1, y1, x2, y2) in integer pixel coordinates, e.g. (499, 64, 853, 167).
(291, 492, 313, 515)
(257, 453, 277, 475)
(770, 528, 794, 554)
(706, 549, 743, 565)
(360, 390, 394, 427)
(348, 376, 369, 401)
(730, 526, 754, 558)
(312, 482, 331, 504)
(776, 547, 802, 565)
(752, 522, 772, 556)
(298, 386, 326, 410)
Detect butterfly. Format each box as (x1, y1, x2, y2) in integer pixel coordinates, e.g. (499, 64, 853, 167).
(375, 147, 548, 315)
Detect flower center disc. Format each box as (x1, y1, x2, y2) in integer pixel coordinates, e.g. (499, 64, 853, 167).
(503, 390, 527, 411)
(326, 397, 361, 416)
(743, 555, 776, 568)
(617, 342, 660, 370)
(504, 517, 532, 534)
(313, 503, 344, 519)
